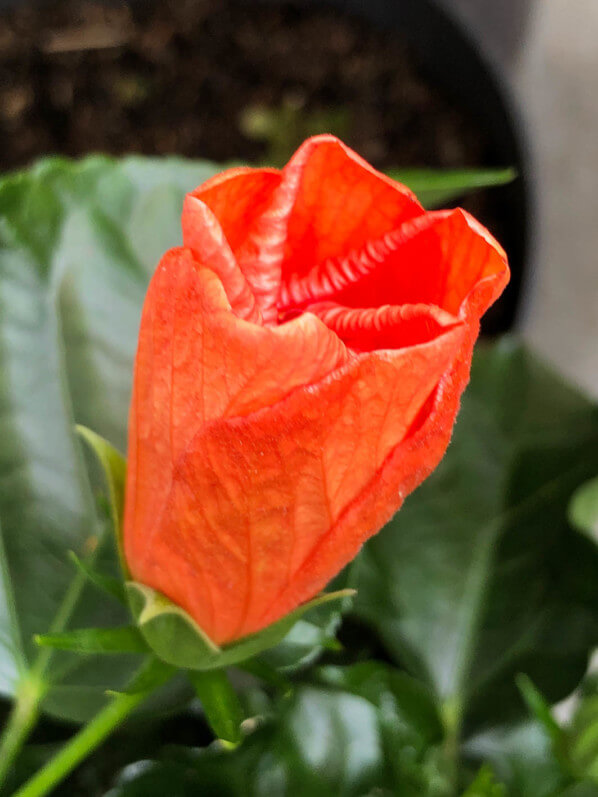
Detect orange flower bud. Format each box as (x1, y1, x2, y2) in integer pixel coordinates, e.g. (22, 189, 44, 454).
(123, 135, 509, 645)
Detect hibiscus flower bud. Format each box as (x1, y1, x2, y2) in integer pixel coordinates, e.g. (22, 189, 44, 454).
(123, 135, 509, 647)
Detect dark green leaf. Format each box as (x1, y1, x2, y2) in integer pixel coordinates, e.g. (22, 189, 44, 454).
(355, 339, 598, 731)
(387, 168, 516, 208)
(0, 155, 218, 720)
(35, 626, 149, 655)
(316, 661, 443, 747)
(188, 669, 244, 744)
(106, 679, 452, 797)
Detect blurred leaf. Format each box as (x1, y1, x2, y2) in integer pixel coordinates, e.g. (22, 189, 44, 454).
(463, 721, 570, 797)
(569, 477, 598, 541)
(188, 669, 244, 744)
(461, 766, 506, 796)
(35, 626, 149, 655)
(355, 339, 598, 732)
(568, 679, 598, 785)
(106, 672, 453, 797)
(316, 661, 443, 747)
(388, 168, 517, 208)
(558, 784, 598, 797)
(516, 674, 564, 748)
(0, 155, 219, 721)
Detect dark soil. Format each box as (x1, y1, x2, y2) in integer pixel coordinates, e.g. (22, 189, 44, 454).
(0, 0, 523, 330)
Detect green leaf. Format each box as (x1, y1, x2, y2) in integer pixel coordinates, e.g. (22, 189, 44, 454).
(558, 784, 598, 797)
(0, 155, 219, 721)
(461, 766, 506, 796)
(316, 661, 443, 748)
(127, 580, 355, 671)
(387, 168, 516, 208)
(569, 476, 598, 541)
(355, 339, 598, 731)
(35, 626, 149, 655)
(188, 669, 244, 744)
(107, 679, 450, 797)
(463, 721, 570, 797)
(567, 675, 598, 785)
(516, 674, 564, 748)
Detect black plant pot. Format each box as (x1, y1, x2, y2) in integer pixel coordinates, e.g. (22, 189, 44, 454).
(0, 0, 532, 334)
(249, 0, 532, 334)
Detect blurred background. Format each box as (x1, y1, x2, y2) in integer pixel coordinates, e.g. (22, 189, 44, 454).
(0, 0, 595, 389)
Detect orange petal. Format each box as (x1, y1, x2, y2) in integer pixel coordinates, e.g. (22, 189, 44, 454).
(307, 208, 508, 319)
(307, 302, 460, 352)
(124, 247, 349, 607)
(181, 195, 261, 323)
(275, 135, 424, 309)
(127, 322, 467, 644)
(188, 168, 282, 323)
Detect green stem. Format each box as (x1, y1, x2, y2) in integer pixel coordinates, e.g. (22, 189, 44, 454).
(12, 686, 148, 797)
(441, 697, 462, 794)
(0, 552, 97, 787)
(0, 675, 46, 786)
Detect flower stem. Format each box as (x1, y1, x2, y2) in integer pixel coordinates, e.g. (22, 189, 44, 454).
(0, 675, 46, 786)
(12, 686, 149, 797)
(0, 541, 111, 787)
(441, 696, 462, 794)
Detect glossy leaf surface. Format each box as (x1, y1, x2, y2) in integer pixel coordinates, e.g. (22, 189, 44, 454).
(355, 339, 598, 729)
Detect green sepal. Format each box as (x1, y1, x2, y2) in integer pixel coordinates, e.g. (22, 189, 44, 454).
(188, 669, 244, 744)
(35, 625, 150, 654)
(76, 424, 128, 576)
(127, 581, 356, 671)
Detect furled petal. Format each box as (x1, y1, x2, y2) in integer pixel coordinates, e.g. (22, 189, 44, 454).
(182, 195, 261, 323)
(187, 167, 282, 322)
(275, 135, 425, 309)
(288, 208, 508, 319)
(126, 322, 467, 644)
(307, 302, 460, 352)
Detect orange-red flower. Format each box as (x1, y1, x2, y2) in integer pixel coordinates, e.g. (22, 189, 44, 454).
(123, 135, 509, 645)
